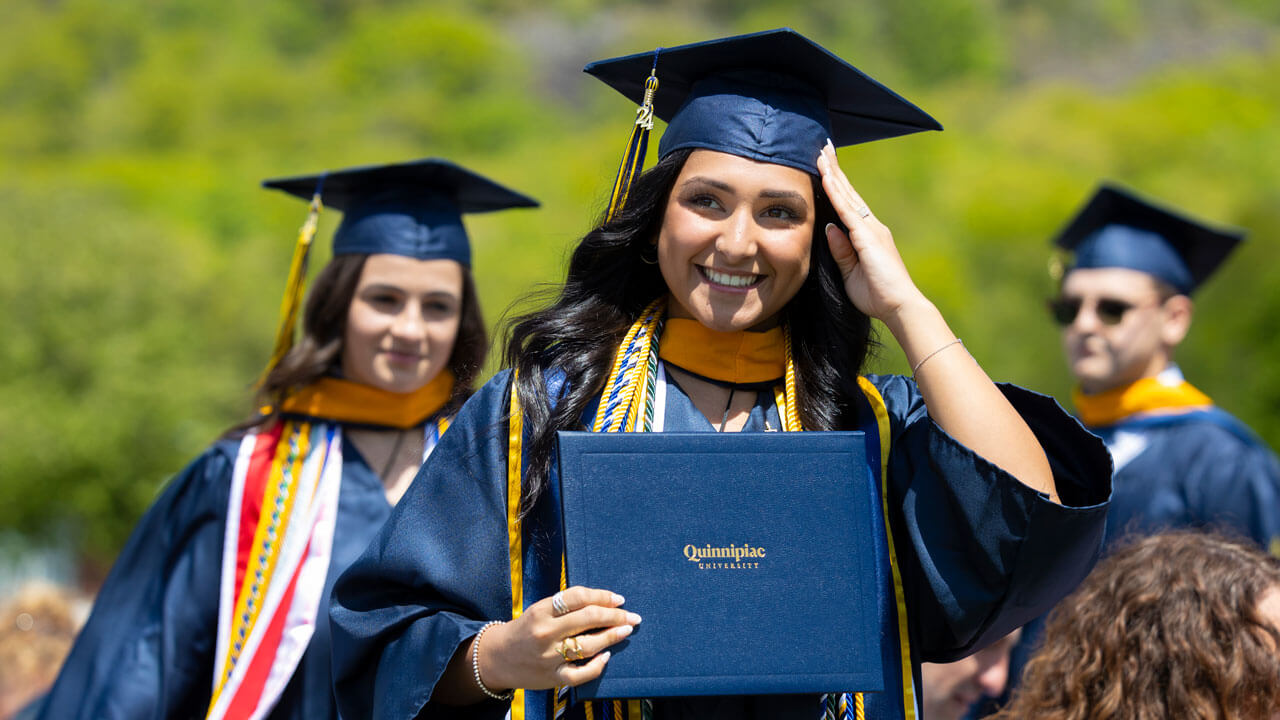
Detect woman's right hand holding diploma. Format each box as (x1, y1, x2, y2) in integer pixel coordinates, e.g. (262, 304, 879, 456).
(474, 586, 641, 695)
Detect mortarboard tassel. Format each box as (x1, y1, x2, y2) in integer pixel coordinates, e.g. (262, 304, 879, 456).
(603, 52, 660, 223)
(260, 177, 325, 386)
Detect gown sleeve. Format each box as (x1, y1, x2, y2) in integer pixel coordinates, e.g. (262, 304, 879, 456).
(35, 440, 237, 720)
(866, 375, 1113, 663)
(329, 372, 516, 720)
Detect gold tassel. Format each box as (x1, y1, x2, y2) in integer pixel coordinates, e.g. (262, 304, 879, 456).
(604, 64, 659, 224)
(260, 189, 323, 385)
(1048, 248, 1069, 284)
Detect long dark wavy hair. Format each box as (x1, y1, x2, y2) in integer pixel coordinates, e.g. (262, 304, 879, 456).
(504, 148, 877, 511)
(249, 253, 487, 429)
(992, 531, 1280, 720)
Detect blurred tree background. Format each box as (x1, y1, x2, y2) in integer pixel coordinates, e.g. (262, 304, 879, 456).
(2, 0, 1279, 583)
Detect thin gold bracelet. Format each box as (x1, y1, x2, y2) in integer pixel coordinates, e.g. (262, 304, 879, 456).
(911, 337, 964, 376)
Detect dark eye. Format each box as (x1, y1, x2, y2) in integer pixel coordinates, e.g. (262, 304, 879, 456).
(1048, 297, 1081, 326)
(424, 299, 457, 315)
(762, 205, 800, 220)
(1096, 299, 1134, 325)
(368, 293, 399, 306)
(688, 194, 722, 210)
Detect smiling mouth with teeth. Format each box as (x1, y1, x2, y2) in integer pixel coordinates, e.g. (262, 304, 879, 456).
(699, 266, 764, 289)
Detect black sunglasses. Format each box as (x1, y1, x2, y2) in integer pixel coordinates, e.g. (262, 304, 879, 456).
(1048, 297, 1136, 327)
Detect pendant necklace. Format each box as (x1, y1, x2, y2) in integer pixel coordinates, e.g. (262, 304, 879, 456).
(379, 428, 408, 481)
(718, 388, 736, 433)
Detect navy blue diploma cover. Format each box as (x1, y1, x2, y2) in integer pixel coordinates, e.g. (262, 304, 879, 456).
(556, 431, 885, 699)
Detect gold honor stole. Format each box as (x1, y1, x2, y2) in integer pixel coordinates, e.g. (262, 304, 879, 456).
(503, 302, 916, 719)
(1071, 375, 1213, 429)
(206, 374, 453, 720)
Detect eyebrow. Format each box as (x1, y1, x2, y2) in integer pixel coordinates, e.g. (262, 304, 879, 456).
(760, 189, 808, 203)
(680, 176, 733, 192)
(680, 177, 810, 204)
(362, 284, 460, 299)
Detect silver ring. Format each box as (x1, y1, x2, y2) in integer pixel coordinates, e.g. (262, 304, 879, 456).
(855, 204, 872, 219)
(551, 591, 568, 616)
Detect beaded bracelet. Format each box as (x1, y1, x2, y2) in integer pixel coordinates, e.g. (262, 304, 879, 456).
(911, 337, 964, 376)
(472, 620, 514, 701)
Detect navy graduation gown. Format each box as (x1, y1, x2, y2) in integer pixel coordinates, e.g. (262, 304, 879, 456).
(330, 370, 1111, 720)
(1095, 408, 1280, 550)
(36, 433, 393, 720)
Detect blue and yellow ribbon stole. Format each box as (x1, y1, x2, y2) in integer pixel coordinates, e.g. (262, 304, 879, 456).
(603, 52, 660, 224)
(506, 380, 527, 719)
(260, 176, 326, 386)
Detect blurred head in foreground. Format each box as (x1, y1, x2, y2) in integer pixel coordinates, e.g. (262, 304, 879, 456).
(992, 531, 1280, 720)
(920, 629, 1021, 720)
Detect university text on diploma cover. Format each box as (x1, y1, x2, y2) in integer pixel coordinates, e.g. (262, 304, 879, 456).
(556, 431, 885, 700)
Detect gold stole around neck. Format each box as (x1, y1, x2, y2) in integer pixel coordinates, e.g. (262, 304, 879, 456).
(1072, 374, 1212, 428)
(656, 318, 785, 384)
(277, 370, 455, 429)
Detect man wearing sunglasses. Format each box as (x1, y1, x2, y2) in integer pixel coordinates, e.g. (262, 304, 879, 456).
(1050, 183, 1280, 553)
(967, 184, 1280, 720)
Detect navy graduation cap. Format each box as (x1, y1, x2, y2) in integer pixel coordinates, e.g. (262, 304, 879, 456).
(1053, 184, 1245, 295)
(262, 158, 539, 268)
(585, 28, 941, 218)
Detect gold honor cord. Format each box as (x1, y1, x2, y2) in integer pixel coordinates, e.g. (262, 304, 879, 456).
(260, 191, 323, 386)
(604, 69, 659, 224)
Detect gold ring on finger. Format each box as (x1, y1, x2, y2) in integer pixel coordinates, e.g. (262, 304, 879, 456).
(556, 639, 573, 662)
(565, 636, 585, 660)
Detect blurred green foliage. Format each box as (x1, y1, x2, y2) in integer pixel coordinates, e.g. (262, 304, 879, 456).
(3, 0, 1279, 569)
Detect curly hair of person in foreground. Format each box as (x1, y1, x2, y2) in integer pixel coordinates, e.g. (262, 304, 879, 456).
(991, 530, 1280, 720)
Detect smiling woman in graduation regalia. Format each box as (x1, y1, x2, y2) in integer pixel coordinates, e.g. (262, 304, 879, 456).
(329, 29, 1113, 720)
(35, 160, 537, 720)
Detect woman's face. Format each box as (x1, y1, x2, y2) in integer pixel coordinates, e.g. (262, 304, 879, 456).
(657, 149, 815, 332)
(341, 254, 464, 393)
(1258, 585, 1280, 634)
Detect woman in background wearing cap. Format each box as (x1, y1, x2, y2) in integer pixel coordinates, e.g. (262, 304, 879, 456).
(35, 159, 537, 720)
(331, 30, 1111, 720)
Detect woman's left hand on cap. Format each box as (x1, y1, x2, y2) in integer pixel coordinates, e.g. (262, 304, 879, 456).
(816, 140, 925, 322)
